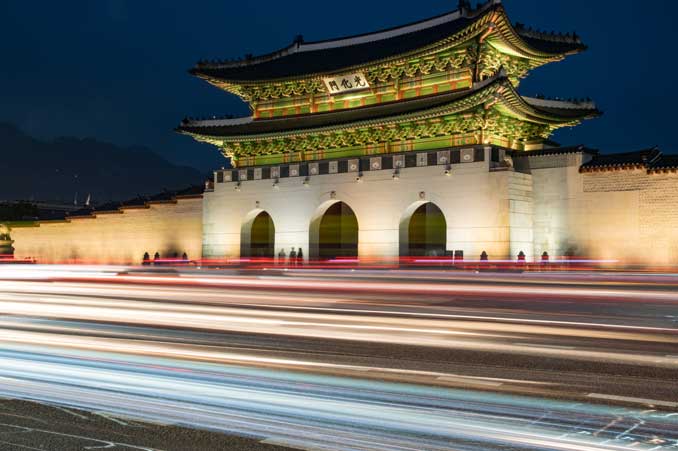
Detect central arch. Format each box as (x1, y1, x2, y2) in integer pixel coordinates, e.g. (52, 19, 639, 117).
(309, 201, 359, 260)
(241, 210, 275, 258)
(400, 202, 447, 257)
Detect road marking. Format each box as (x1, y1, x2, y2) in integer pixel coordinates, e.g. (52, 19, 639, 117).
(52, 405, 89, 420)
(260, 439, 326, 451)
(587, 393, 678, 408)
(436, 376, 503, 387)
(0, 440, 44, 451)
(94, 412, 128, 426)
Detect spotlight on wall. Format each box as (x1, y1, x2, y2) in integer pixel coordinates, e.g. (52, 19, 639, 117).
(444, 164, 452, 176)
(356, 172, 363, 183)
(392, 168, 400, 180)
(302, 176, 310, 187)
(272, 179, 279, 190)
(234, 181, 242, 191)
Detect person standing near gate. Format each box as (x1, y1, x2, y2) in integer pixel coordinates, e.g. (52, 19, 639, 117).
(289, 247, 297, 266)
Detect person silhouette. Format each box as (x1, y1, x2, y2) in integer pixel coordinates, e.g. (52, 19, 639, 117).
(289, 247, 297, 266)
(297, 247, 303, 265)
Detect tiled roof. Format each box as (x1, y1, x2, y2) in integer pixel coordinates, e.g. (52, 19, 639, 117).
(514, 27, 586, 54)
(117, 185, 205, 207)
(63, 186, 205, 217)
(94, 201, 123, 213)
(67, 208, 95, 218)
(192, 15, 474, 82)
(174, 185, 205, 197)
(510, 145, 598, 157)
(649, 154, 678, 172)
(37, 210, 69, 221)
(180, 78, 487, 136)
(120, 196, 148, 208)
(191, 1, 585, 82)
(146, 191, 176, 203)
(580, 147, 661, 171)
(178, 73, 599, 138)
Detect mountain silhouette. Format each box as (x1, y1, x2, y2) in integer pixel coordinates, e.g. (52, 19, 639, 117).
(0, 123, 206, 203)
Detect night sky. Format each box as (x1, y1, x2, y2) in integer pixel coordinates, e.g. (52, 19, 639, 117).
(1, 0, 674, 172)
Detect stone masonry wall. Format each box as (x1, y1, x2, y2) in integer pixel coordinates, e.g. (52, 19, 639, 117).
(11, 198, 203, 265)
(531, 155, 678, 265)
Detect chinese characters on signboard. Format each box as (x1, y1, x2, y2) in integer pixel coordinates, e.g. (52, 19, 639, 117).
(323, 72, 370, 95)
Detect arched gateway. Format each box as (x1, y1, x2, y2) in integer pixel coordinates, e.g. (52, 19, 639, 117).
(241, 210, 275, 258)
(309, 201, 358, 260)
(179, 2, 601, 265)
(400, 202, 447, 257)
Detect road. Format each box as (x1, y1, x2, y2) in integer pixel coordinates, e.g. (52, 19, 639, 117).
(0, 265, 676, 450)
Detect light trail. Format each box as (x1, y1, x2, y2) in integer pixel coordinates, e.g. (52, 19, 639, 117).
(0, 267, 676, 450)
(0, 347, 676, 451)
(0, 289, 676, 369)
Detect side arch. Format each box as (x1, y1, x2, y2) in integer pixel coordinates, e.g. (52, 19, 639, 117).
(240, 209, 275, 258)
(399, 201, 448, 257)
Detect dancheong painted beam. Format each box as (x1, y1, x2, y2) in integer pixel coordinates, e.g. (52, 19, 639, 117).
(178, 0, 597, 167)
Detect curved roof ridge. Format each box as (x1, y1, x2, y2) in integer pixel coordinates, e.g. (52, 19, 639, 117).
(177, 71, 521, 138)
(297, 10, 464, 53)
(181, 116, 253, 128)
(193, 1, 500, 71)
(523, 96, 597, 110)
(482, 69, 600, 123)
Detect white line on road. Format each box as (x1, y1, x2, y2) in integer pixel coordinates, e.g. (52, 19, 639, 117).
(587, 393, 678, 408)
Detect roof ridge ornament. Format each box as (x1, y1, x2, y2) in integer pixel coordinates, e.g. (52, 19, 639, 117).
(514, 22, 583, 45)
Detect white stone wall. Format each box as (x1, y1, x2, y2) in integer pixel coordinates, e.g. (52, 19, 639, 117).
(11, 198, 203, 264)
(530, 153, 678, 265)
(12, 150, 676, 267)
(529, 154, 588, 258)
(507, 171, 534, 260)
(204, 151, 524, 261)
(578, 170, 678, 265)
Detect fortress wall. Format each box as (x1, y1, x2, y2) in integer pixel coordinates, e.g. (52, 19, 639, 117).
(9, 153, 677, 266)
(11, 197, 203, 265)
(203, 152, 523, 262)
(531, 156, 678, 265)
(530, 153, 591, 258)
(578, 170, 678, 265)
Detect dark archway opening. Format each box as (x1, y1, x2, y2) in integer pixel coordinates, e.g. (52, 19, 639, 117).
(246, 211, 275, 258)
(408, 203, 447, 257)
(318, 202, 358, 260)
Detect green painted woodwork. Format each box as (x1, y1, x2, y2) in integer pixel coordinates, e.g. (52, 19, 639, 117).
(184, 8, 594, 168)
(254, 70, 472, 119)
(198, 7, 572, 111)
(184, 76, 589, 167)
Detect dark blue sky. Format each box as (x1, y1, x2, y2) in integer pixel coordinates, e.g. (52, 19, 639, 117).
(1, 0, 674, 171)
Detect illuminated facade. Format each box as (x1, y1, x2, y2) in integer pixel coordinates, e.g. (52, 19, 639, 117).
(8, 0, 678, 265)
(179, 0, 602, 261)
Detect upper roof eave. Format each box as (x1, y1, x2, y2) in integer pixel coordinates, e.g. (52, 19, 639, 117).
(177, 70, 599, 140)
(190, 0, 586, 85)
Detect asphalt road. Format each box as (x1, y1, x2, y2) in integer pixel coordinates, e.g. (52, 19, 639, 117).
(0, 266, 676, 450)
(0, 398, 292, 451)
